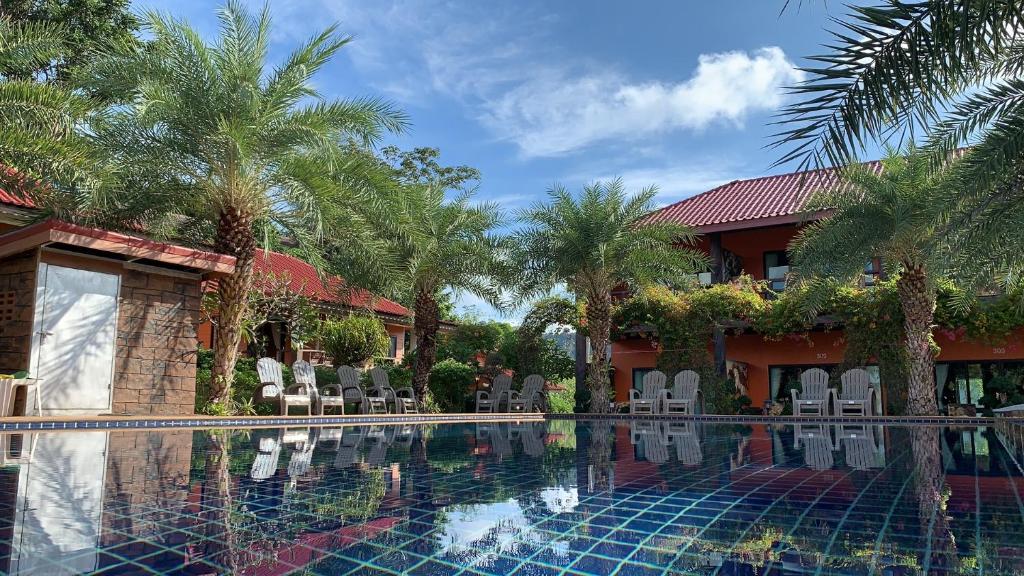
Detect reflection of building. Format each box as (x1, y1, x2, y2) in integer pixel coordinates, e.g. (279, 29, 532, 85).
(611, 164, 1024, 411)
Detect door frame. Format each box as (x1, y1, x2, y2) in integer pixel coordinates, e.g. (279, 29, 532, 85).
(29, 262, 120, 415)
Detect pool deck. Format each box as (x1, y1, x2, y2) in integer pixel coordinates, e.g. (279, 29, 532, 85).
(0, 411, 1020, 431)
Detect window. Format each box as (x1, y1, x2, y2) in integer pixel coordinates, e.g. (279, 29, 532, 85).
(936, 361, 1024, 408)
(764, 251, 790, 292)
(863, 259, 881, 287)
(632, 368, 656, 391)
(388, 335, 400, 358)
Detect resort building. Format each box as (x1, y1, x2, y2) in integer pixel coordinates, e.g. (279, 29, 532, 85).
(611, 165, 1024, 412)
(0, 192, 235, 416)
(197, 249, 414, 365)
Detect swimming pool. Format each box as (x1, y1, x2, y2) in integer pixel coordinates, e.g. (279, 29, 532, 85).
(1, 420, 1022, 575)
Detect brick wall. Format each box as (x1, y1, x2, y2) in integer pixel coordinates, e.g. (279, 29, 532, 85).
(113, 269, 202, 415)
(0, 250, 37, 374)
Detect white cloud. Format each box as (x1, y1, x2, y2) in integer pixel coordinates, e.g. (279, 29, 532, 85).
(480, 48, 804, 157)
(588, 163, 745, 206)
(261, 2, 803, 158)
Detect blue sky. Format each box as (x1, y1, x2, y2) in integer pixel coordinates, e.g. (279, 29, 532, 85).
(133, 0, 844, 320)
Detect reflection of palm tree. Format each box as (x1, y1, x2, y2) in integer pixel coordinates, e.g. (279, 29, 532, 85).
(200, 431, 237, 572)
(910, 427, 958, 573)
(586, 422, 614, 492)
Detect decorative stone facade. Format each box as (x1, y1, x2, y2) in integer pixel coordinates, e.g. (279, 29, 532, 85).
(0, 250, 38, 374)
(112, 269, 202, 415)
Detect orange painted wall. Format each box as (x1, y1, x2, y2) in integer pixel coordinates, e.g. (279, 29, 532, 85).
(612, 326, 1024, 407)
(692, 225, 798, 280)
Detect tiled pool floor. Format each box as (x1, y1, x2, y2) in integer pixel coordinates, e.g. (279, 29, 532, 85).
(0, 420, 1022, 574)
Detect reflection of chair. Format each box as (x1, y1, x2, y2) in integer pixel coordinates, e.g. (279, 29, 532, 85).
(0, 433, 37, 466)
(665, 421, 703, 465)
(368, 367, 418, 414)
(834, 369, 875, 416)
(251, 433, 282, 481)
(489, 423, 514, 456)
(518, 422, 547, 457)
(662, 370, 702, 415)
(258, 358, 316, 415)
(365, 426, 390, 467)
(334, 427, 366, 468)
(476, 374, 513, 413)
(836, 424, 885, 469)
(286, 428, 318, 478)
(630, 371, 666, 414)
(792, 369, 833, 416)
(794, 424, 835, 470)
(520, 375, 547, 412)
(337, 366, 385, 414)
(630, 421, 669, 463)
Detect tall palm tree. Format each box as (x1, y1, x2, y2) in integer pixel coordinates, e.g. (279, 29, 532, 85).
(76, 2, 407, 404)
(790, 148, 962, 416)
(774, 1, 1024, 285)
(0, 17, 94, 194)
(514, 179, 705, 413)
(338, 179, 505, 403)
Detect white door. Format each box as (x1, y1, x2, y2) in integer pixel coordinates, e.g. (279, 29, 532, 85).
(30, 264, 120, 414)
(11, 431, 108, 575)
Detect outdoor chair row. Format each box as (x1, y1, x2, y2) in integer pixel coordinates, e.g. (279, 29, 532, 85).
(256, 357, 419, 416)
(474, 374, 547, 413)
(629, 370, 704, 415)
(791, 367, 879, 417)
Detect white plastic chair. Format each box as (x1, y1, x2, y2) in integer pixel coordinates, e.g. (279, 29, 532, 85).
(476, 374, 513, 413)
(792, 368, 834, 416)
(630, 370, 666, 414)
(336, 365, 385, 414)
(368, 366, 418, 414)
(662, 370, 702, 415)
(834, 369, 875, 416)
(519, 375, 548, 412)
(258, 358, 315, 416)
(292, 360, 334, 416)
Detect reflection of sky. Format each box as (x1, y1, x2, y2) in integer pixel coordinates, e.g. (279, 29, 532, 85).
(437, 500, 528, 554)
(540, 486, 578, 513)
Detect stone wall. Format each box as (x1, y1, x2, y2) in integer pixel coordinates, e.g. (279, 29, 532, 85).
(113, 269, 202, 415)
(0, 250, 37, 374)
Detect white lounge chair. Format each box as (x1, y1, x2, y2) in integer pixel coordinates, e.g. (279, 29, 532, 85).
(792, 368, 834, 416)
(662, 370, 702, 415)
(337, 365, 386, 414)
(368, 366, 418, 414)
(258, 357, 316, 416)
(291, 360, 335, 416)
(834, 369, 875, 416)
(476, 374, 514, 413)
(630, 370, 666, 414)
(520, 375, 547, 412)
(794, 423, 835, 470)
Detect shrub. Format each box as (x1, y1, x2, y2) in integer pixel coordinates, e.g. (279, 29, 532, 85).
(428, 359, 475, 412)
(321, 315, 390, 367)
(195, 348, 285, 416)
(547, 378, 575, 413)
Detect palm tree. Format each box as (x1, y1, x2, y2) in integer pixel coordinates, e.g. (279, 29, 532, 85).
(336, 177, 505, 403)
(0, 17, 95, 194)
(774, 1, 1024, 286)
(789, 148, 963, 416)
(76, 2, 407, 405)
(514, 179, 705, 413)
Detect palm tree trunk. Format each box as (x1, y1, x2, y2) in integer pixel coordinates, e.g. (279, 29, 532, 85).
(210, 207, 256, 406)
(586, 291, 613, 413)
(412, 289, 440, 404)
(897, 262, 939, 416)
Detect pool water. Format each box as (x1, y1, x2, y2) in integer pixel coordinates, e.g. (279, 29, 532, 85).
(1, 420, 1023, 575)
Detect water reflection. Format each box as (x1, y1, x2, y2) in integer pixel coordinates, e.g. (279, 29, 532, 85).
(0, 420, 1021, 575)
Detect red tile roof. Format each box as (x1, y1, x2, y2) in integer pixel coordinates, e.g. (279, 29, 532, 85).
(253, 250, 411, 318)
(0, 188, 34, 208)
(0, 218, 236, 273)
(646, 162, 881, 233)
